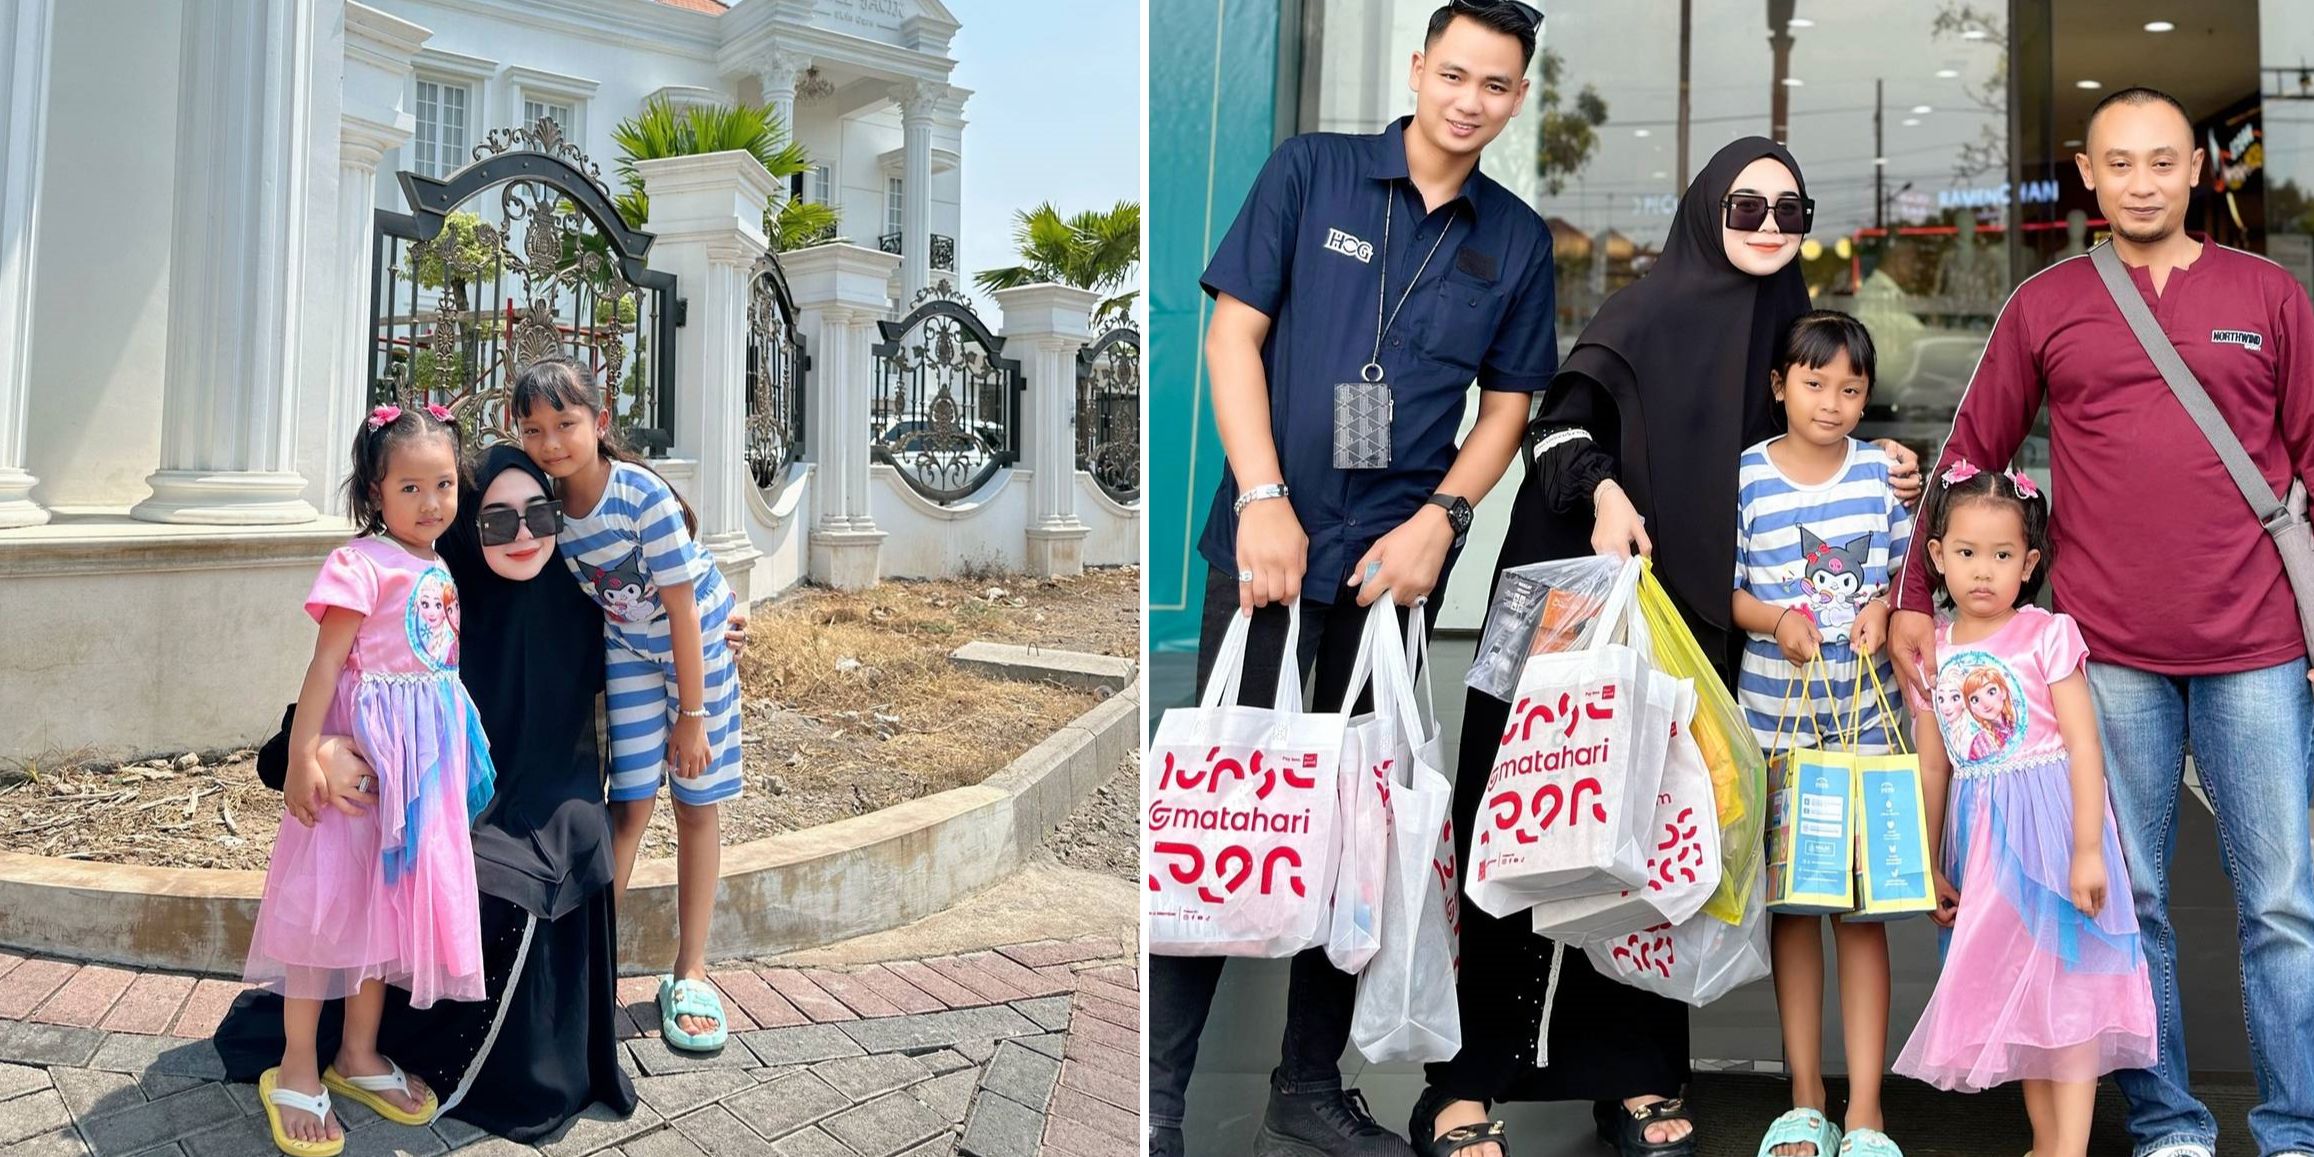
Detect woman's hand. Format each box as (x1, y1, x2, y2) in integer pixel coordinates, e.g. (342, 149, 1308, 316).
(1931, 867, 1961, 928)
(1774, 608, 1822, 664)
(284, 751, 328, 828)
(1236, 498, 1309, 612)
(2070, 844, 2107, 918)
(314, 736, 377, 818)
(1590, 480, 1652, 559)
(722, 606, 749, 656)
(671, 715, 710, 779)
(1876, 438, 1923, 506)
(1852, 599, 1891, 657)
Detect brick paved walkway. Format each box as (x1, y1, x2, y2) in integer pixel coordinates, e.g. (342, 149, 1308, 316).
(0, 938, 1140, 1157)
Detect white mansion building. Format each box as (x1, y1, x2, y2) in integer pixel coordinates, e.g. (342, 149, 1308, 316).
(0, 0, 1140, 760)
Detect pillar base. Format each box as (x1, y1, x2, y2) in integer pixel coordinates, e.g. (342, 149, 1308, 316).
(0, 468, 48, 528)
(130, 470, 320, 526)
(808, 523, 886, 591)
(703, 530, 763, 604)
(1025, 522, 1090, 579)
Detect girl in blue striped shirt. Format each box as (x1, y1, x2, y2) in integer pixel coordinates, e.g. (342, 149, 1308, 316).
(513, 357, 742, 1053)
(1732, 311, 1915, 1157)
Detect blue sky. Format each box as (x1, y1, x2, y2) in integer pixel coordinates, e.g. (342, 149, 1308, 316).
(948, 1, 1143, 315)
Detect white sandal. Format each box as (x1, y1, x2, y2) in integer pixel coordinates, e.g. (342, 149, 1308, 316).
(322, 1058, 437, 1126)
(259, 1068, 344, 1157)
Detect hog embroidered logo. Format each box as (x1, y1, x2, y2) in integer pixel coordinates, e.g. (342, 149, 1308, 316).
(1323, 228, 1375, 263)
(2211, 328, 2265, 351)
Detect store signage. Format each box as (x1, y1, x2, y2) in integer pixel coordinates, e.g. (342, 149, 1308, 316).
(1938, 179, 2061, 210)
(817, 0, 908, 42)
(1629, 193, 1680, 217)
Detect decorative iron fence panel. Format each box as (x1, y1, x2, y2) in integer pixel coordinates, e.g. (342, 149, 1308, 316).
(869, 283, 1023, 505)
(745, 251, 809, 500)
(1076, 326, 1140, 505)
(369, 118, 677, 452)
(877, 232, 957, 272)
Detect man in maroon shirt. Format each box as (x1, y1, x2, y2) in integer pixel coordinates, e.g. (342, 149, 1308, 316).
(1888, 88, 2314, 1157)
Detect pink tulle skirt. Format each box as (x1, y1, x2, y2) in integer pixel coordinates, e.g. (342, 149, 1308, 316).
(1893, 756, 2157, 1091)
(243, 669, 495, 1007)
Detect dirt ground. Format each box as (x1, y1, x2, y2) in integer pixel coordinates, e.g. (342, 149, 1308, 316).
(0, 567, 1140, 869)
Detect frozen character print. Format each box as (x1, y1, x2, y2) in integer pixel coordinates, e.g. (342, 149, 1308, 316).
(1947, 658, 2026, 767)
(407, 569, 460, 671)
(1796, 526, 1873, 643)
(583, 549, 658, 624)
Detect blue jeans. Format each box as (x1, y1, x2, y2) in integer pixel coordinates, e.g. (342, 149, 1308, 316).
(2087, 657, 2314, 1157)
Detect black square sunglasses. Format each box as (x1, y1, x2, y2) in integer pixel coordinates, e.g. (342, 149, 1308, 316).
(1722, 191, 1815, 235)
(477, 499, 563, 546)
(1451, 0, 1542, 33)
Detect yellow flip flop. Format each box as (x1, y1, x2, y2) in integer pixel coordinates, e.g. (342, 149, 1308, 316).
(320, 1059, 437, 1126)
(258, 1068, 344, 1157)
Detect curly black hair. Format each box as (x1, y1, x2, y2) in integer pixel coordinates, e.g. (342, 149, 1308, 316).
(1916, 463, 2054, 609)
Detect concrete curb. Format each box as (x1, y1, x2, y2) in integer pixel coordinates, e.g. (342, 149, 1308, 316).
(0, 663, 1143, 976)
(948, 642, 1137, 694)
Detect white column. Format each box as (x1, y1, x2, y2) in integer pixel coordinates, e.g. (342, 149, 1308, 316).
(637, 151, 780, 601)
(756, 49, 809, 216)
(133, 0, 325, 524)
(993, 283, 1099, 578)
(329, 3, 427, 520)
(783, 242, 899, 590)
(895, 79, 940, 300)
(0, 0, 52, 529)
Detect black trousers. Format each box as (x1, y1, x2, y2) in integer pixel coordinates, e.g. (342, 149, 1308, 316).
(1146, 564, 1439, 1131)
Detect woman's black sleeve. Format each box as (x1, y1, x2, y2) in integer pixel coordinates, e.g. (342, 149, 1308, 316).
(1525, 372, 1620, 515)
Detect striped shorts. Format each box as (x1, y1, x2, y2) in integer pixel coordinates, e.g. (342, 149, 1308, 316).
(606, 634, 744, 807)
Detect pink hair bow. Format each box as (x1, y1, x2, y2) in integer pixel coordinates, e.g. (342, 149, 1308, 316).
(425, 403, 454, 423)
(1939, 458, 1979, 487)
(2007, 470, 2040, 499)
(365, 404, 402, 430)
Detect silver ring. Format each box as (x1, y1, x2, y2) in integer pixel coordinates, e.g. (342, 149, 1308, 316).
(357, 776, 373, 793)
(1237, 569, 1254, 583)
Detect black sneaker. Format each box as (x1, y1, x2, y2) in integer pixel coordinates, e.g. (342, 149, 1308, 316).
(1150, 1124, 1186, 1157)
(1254, 1080, 1415, 1157)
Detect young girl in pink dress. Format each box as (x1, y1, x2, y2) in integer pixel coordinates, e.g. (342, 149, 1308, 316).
(1894, 460, 2155, 1157)
(243, 404, 496, 1157)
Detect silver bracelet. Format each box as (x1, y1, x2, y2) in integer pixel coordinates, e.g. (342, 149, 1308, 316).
(1233, 482, 1289, 515)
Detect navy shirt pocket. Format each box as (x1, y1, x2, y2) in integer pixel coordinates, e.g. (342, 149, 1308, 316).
(1419, 268, 1508, 372)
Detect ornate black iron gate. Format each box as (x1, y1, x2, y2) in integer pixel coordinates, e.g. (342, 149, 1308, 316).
(368, 119, 678, 450)
(1076, 326, 1140, 505)
(745, 250, 808, 501)
(869, 284, 1023, 505)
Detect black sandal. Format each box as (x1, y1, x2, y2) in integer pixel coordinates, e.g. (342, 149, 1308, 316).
(1408, 1087, 1510, 1157)
(1592, 1097, 1696, 1157)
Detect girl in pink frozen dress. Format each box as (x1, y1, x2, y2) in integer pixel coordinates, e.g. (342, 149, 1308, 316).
(243, 404, 496, 1157)
(1894, 460, 2154, 1157)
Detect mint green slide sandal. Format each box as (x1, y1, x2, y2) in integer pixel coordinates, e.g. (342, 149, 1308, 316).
(658, 975, 729, 1052)
(1839, 1128, 1903, 1157)
(1755, 1108, 1841, 1157)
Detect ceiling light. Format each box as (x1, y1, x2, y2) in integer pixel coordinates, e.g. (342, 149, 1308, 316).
(1874, 156, 1888, 166)
(1912, 104, 1933, 114)
(1633, 128, 1651, 137)
(2063, 138, 2084, 148)
(1782, 77, 1805, 86)
(1962, 26, 1987, 39)
(1788, 17, 1814, 27)
(1651, 171, 1667, 179)
(2145, 20, 2175, 32)
(1936, 68, 1960, 78)
(2077, 79, 2103, 89)
(1902, 118, 1922, 127)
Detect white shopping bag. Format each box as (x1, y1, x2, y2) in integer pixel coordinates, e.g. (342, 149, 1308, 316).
(1145, 604, 1346, 957)
(1583, 860, 1772, 1007)
(1351, 602, 1463, 1063)
(1468, 558, 1670, 916)
(1529, 679, 1725, 942)
(1325, 601, 1419, 974)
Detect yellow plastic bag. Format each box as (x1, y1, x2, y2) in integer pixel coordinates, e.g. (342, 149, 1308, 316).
(1634, 559, 1767, 924)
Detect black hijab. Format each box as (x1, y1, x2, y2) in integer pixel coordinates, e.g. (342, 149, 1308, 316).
(438, 444, 615, 919)
(1550, 136, 1812, 637)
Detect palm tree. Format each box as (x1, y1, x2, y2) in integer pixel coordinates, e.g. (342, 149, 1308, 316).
(607, 97, 839, 252)
(972, 201, 1140, 325)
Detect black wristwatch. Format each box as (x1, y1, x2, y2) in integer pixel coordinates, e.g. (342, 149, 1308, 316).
(1426, 493, 1473, 544)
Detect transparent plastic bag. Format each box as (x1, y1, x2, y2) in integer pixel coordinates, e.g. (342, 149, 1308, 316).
(1467, 557, 1630, 702)
(1634, 559, 1768, 924)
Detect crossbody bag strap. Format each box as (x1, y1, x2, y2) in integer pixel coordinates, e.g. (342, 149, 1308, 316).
(2088, 242, 2295, 534)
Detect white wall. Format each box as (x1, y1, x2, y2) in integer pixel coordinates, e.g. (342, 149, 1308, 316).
(870, 465, 1030, 577)
(24, 0, 183, 509)
(1074, 474, 1140, 568)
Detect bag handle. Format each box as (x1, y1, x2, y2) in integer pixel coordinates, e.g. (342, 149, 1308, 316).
(1201, 600, 1306, 713)
(1773, 654, 1831, 752)
(1589, 555, 1646, 651)
(2090, 242, 2302, 536)
(1838, 658, 1912, 756)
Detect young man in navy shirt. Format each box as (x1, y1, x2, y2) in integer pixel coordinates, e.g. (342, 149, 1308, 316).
(1149, 4, 1558, 1156)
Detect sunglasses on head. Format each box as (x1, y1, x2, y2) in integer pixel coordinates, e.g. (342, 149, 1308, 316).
(477, 499, 563, 547)
(1450, 0, 1542, 33)
(1722, 191, 1814, 235)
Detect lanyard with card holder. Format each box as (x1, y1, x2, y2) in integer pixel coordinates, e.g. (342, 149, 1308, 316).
(1336, 183, 1456, 470)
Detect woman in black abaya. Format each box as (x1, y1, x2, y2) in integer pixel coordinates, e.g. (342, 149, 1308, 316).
(1407, 139, 1919, 1157)
(216, 445, 726, 1142)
